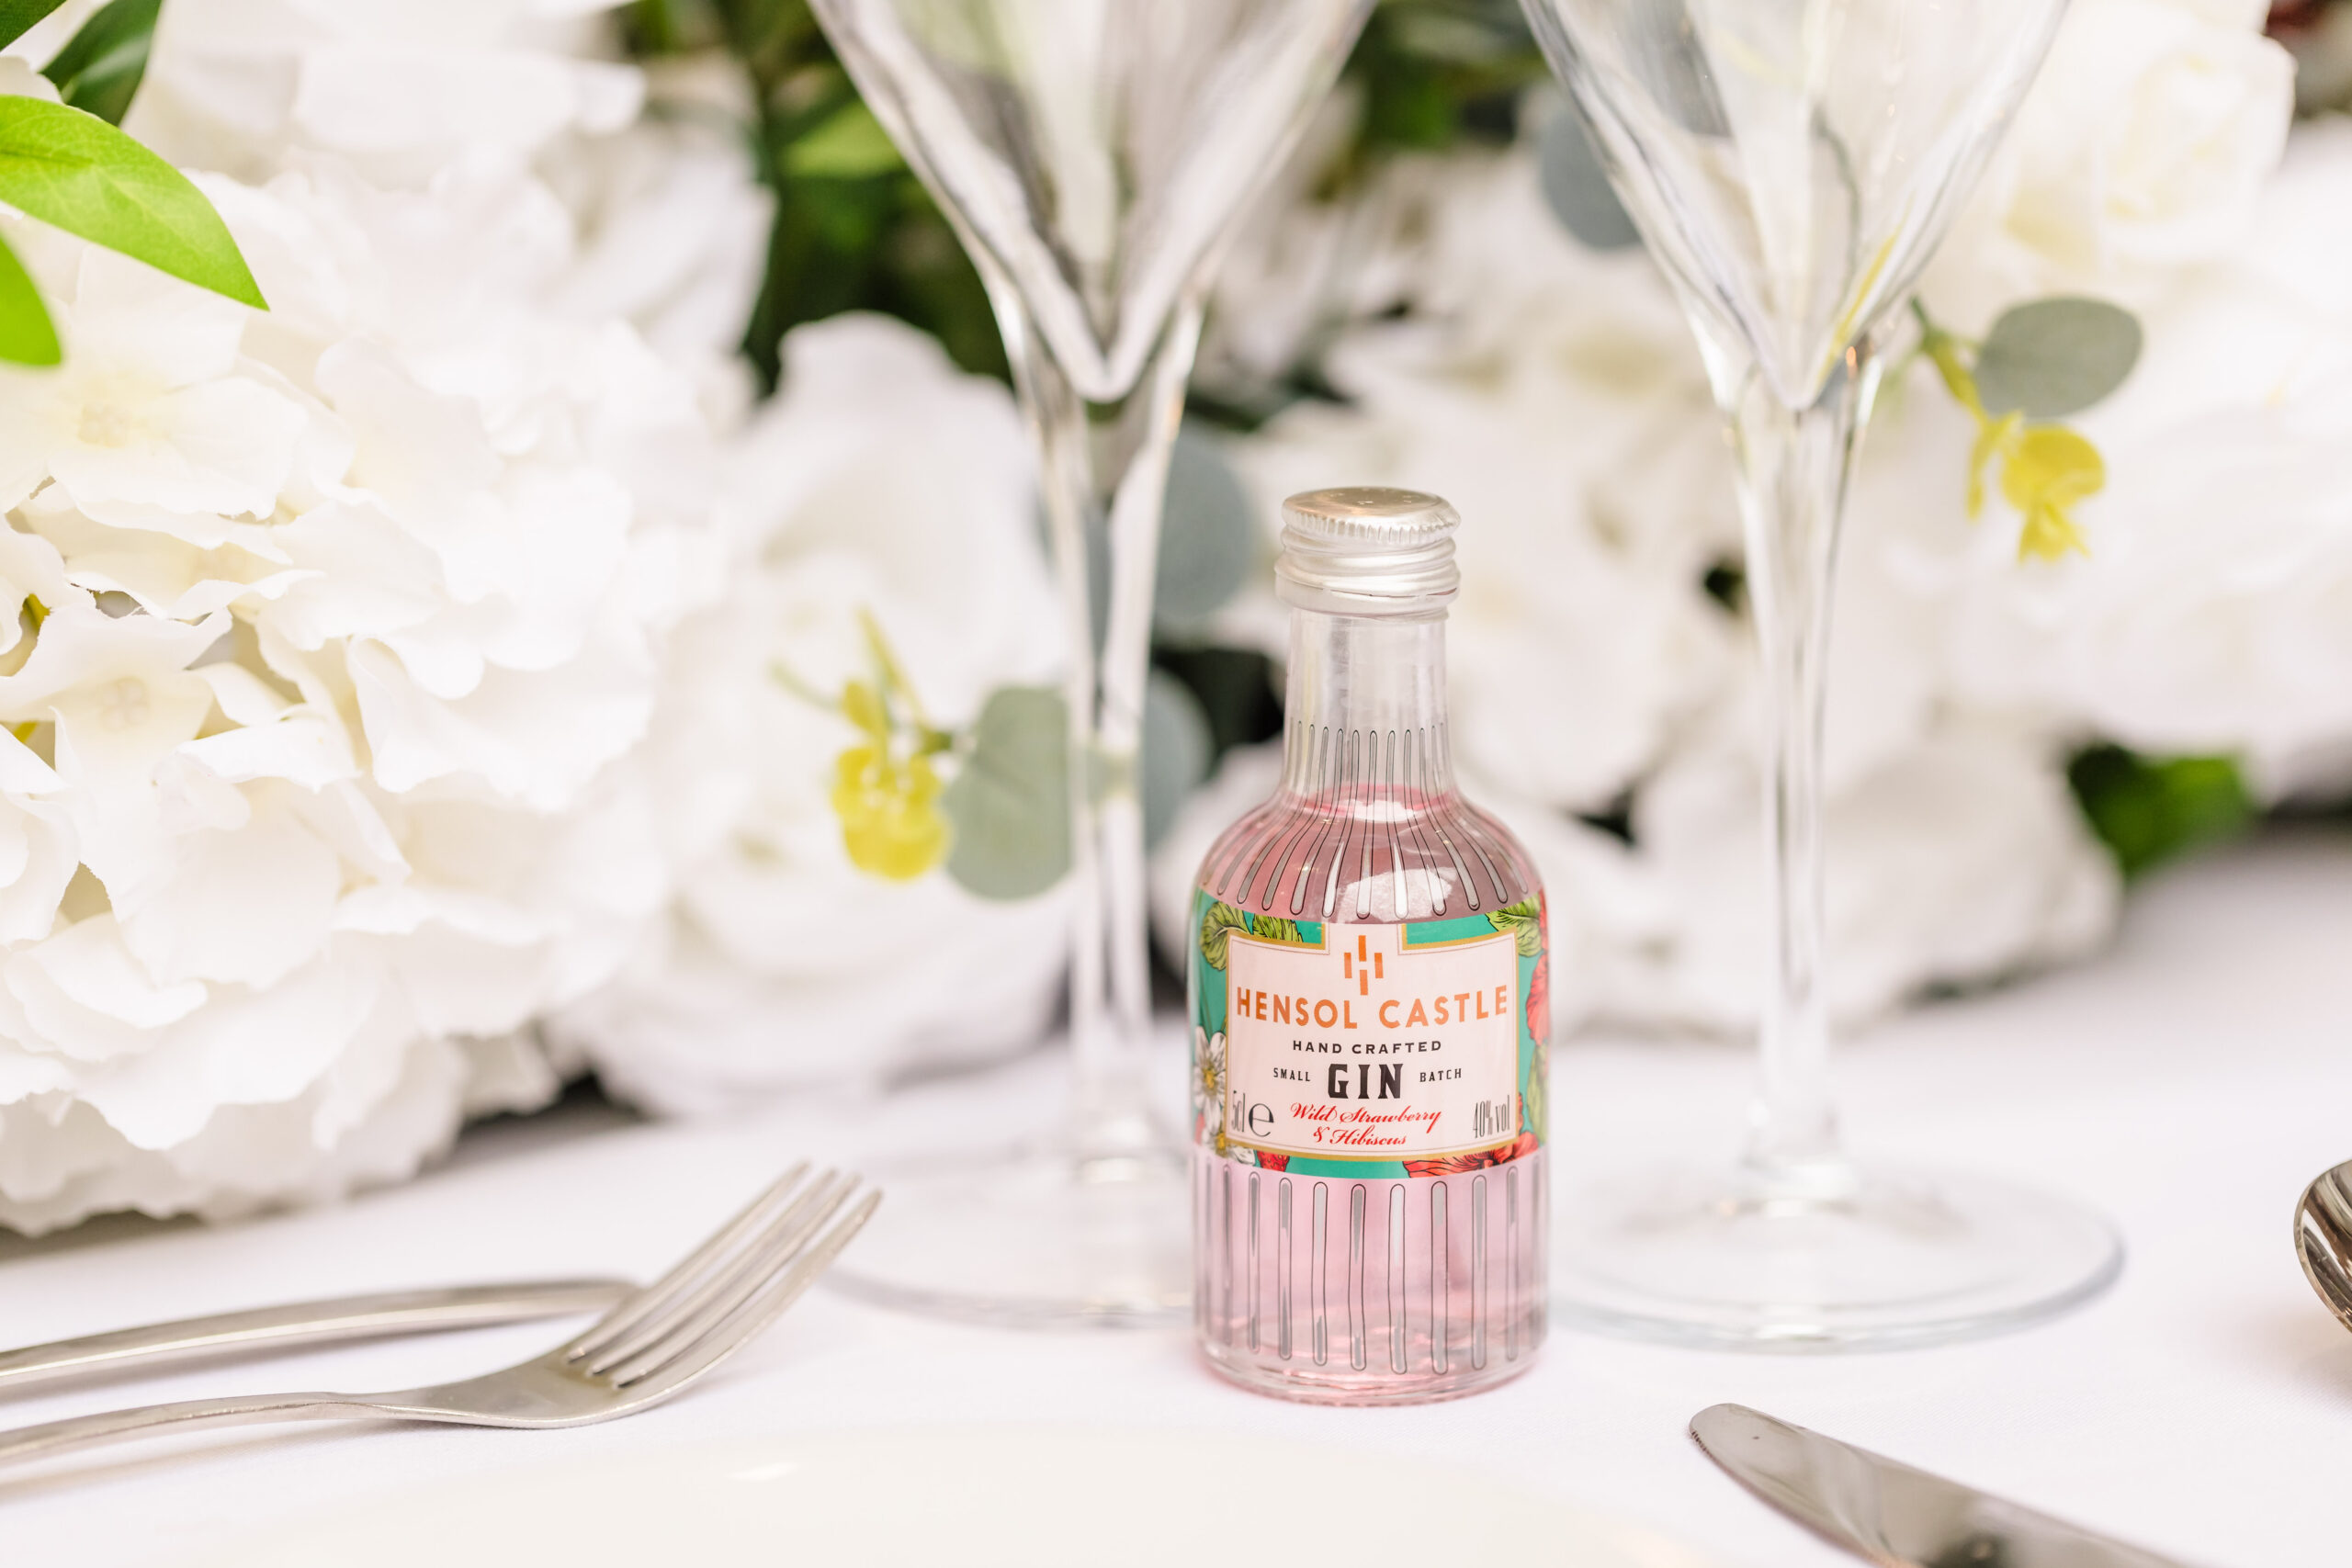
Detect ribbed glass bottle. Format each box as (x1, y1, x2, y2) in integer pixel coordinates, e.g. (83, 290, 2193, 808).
(1187, 487, 1548, 1404)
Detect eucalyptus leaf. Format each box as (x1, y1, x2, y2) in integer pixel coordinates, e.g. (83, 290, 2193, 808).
(0, 0, 63, 50)
(943, 685, 1069, 900)
(1973, 297, 2143, 421)
(1534, 103, 1638, 252)
(42, 0, 158, 126)
(0, 97, 266, 310)
(1143, 668, 1211, 852)
(1155, 425, 1253, 628)
(0, 230, 59, 367)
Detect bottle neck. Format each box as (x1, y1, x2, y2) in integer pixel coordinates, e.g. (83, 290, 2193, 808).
(1280, 609, 1455, 800)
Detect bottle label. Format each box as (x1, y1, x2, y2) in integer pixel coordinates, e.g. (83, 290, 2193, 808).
(1191, 896, 1547, 1173)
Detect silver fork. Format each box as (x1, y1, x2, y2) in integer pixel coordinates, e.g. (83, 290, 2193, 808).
(0, 1163, 877, 1472)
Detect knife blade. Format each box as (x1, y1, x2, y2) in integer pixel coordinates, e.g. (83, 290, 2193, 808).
(1690, 1404, 2201, 1568)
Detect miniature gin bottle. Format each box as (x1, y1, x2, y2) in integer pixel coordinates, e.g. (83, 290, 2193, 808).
(1188, 487, 1548, 1404)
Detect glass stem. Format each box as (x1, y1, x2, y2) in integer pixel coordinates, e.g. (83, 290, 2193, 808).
(1722, 343, 1882, 1192)
(995, 282, 1204, 1167)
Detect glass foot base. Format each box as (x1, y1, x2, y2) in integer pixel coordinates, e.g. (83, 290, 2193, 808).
(1552, 1162, 2122, 1351)
(825, 1139, 1191, 1328)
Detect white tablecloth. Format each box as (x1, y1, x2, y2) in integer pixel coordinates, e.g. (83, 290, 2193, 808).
(6, 829, 2351, 1565)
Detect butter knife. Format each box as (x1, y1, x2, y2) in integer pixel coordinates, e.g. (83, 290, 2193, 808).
(0, 1279, 631, 1400)
(1690, 1404, 2200, 1568)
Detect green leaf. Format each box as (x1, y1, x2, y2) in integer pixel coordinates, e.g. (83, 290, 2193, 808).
(1534, 101, 1639, 252)
(2067, 745, 2252, 881)
(1245, 914, 1304, 947)
(0, 0, 65, 50)
(1155, 426, 1254, 629)
(1486, 896, 1544, 957)
(784, 98, 905, 179)
(942, 685, 1070, 900)
(1142, 667, 1210, 852)
(41, 0, 159, 127)
(1973, 297, 2143, 421)
(1200, 901, 1248, 971)
(0, 229, 60, 367)
(0, 96, 266, 310)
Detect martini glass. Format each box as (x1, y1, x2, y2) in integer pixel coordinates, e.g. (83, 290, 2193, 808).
(1519, 0, 2123, 1348)
(808, 0, 1372, 1325)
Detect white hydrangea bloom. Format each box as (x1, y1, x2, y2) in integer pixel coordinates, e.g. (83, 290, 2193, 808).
(128, 0, 643, 188)
(1904, 117, 2352, 796)
(551, 314, 1069, 1111)
(0, 146, 715, 1231)
(1921, 0, 2296, 329)
(541, 57, 777, 428)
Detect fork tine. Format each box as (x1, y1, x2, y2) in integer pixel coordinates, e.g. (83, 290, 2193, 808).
(568, 1161, 813, 1362)
(613, 1188, 881, 1396)
(582, 1171, 859, 1379)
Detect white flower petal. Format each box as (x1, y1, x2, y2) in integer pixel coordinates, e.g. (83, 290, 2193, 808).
(73, 950, 378, 1150)
(65, 246, 249, 390)
(3, 916, 209, 1061)
(109, 785, 342, 989)
(0, 794, 76, 947)
(50, 377, 309, 521)
(350, 625, 650, 810)
(259, 499, 446, 649)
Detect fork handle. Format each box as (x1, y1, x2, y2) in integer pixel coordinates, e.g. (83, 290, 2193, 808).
(0, 1392, 409, 1471)
(0, 1279, 632, 1399)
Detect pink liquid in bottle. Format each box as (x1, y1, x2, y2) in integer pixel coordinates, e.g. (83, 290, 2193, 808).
(1187, 488, 1547, 1404)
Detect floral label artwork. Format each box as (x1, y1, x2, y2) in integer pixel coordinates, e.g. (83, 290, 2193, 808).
(1192, 895, 1546, 1172)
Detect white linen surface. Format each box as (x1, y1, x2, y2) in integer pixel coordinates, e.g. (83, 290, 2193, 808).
(2, 829, 2348, 1566)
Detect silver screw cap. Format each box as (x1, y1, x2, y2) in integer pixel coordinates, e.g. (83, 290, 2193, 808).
(1275, 487, 1460, 616)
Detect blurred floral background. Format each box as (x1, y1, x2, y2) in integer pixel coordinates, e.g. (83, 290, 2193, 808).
(0, 0, 2344, 1230)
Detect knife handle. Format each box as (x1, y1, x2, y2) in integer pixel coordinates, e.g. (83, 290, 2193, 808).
(0, 1280, 633, 1399)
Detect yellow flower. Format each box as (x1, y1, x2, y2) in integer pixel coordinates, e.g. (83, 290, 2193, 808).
(1913, 298, 2109, 564)
(831, 743, 950, 880)
(1999, 425, 2103, 562)
(781, 613, 957, 882)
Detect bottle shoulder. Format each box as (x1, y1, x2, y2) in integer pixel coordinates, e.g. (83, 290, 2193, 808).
(1453, 798, 1544, 901)
(1192, 785, 1544, 924)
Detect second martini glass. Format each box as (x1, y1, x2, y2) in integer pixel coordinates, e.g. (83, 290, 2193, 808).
(809, 0, 1373, 1325)
(1519, 0, 2124, 1348)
